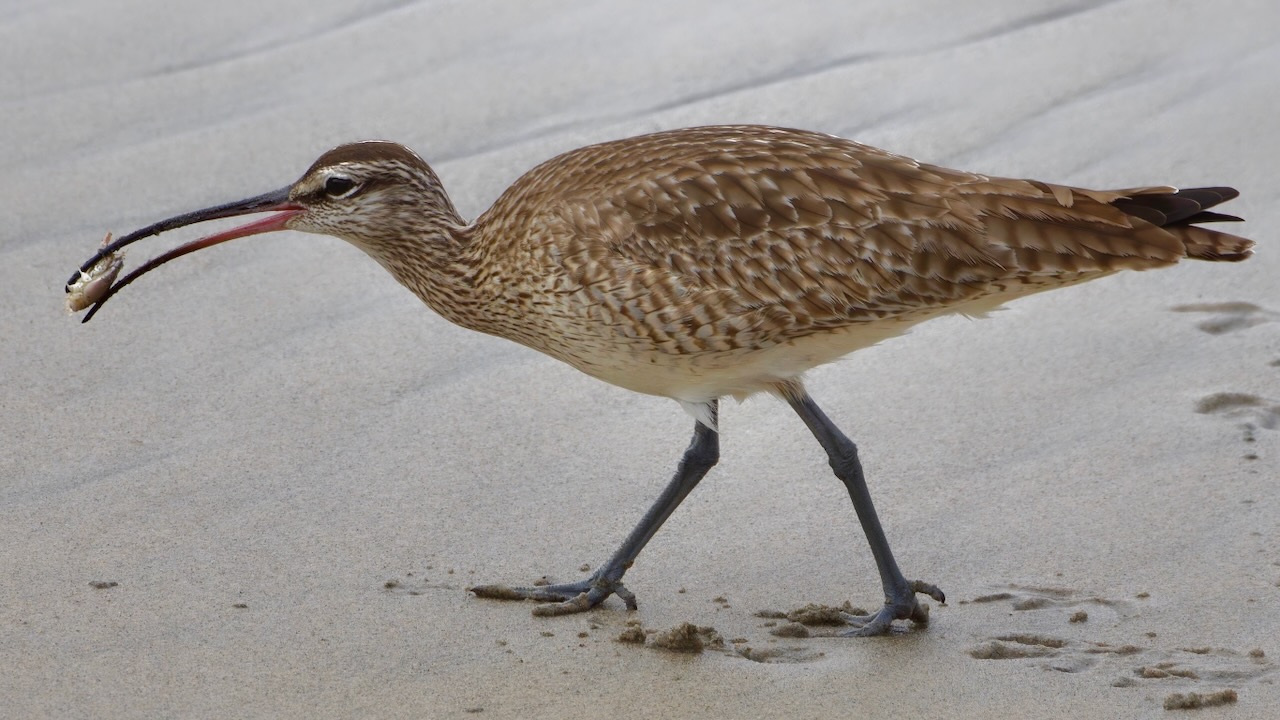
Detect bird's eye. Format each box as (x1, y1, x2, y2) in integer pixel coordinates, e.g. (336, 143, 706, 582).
(324, 176, 357, 198)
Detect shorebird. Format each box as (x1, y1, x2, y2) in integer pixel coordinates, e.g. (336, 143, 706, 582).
(68, 125, 1253, 635)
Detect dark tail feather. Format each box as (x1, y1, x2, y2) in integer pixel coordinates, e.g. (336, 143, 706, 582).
(1112, 187, 1254, 262)
(1111, 186, 1237, 226)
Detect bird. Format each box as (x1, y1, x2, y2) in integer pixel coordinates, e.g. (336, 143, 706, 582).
(67, 125, 1253, 636)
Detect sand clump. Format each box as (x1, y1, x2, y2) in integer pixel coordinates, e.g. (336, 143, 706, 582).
(769, 622, 810, 638)
(755, 601, 867, 627)
(615, 622, 729, 654)
(1162, 689, 1237, 710)
(616, 627, 647, 644)
(1138, 665, 1199, 680)
(650, 623, 725, 654)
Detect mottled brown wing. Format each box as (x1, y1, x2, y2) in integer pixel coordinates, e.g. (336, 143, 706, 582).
(502, 126, 1206, 352)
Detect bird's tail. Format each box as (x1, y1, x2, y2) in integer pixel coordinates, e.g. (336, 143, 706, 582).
(1111, 186, 1254, 262)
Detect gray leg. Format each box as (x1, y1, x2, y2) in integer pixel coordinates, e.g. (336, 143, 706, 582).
(787, 392, 944, 636)
(471, 400, 720, 615)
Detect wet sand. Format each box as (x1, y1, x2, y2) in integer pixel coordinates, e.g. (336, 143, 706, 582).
(3, 1, 1278, 717)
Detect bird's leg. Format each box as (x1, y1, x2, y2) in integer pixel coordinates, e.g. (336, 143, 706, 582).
(786, 392, 945, 636)
(470, 400, 720, 616)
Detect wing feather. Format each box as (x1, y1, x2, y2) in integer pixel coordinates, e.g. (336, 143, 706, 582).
(485, 126, 1234, 354)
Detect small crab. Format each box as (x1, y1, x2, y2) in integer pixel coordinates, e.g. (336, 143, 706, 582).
(66, 233, 124, 313)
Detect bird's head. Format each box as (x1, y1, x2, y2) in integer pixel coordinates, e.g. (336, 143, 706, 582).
(66, 141, 462, 321)
(287, 141, 459, 246)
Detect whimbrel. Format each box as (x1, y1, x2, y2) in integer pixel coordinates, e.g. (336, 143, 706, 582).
(67, 125, 1253, 635)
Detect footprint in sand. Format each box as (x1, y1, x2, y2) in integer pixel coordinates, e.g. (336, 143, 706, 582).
(1194, 392, 1280, 431)
(1170, 302, 1277, 335)
(965, 585, 1276, 705)
(1194, 392, 1279, 459)
(965, 584, 1135, 619)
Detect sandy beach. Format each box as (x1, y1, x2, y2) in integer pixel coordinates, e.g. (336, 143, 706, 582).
(3, 1, 1277, 717)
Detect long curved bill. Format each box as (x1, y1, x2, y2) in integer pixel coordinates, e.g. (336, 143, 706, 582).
(66, 187, 303, 323)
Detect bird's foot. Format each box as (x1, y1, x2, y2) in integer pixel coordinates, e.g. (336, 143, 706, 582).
(839, 580, 945, 637)
(469, 574, 636, 617)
